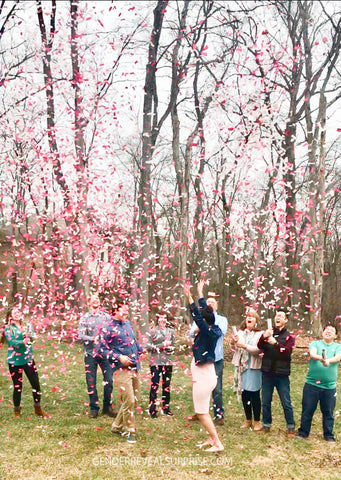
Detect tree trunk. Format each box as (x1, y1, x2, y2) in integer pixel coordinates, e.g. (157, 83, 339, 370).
(137, 0, 168, 332)
(37, 0, 71, 209)
(308, 93, 326, 334)
(70, 0, 90, 301)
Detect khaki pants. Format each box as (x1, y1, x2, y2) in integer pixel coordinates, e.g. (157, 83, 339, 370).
(111, 368, 140, 433)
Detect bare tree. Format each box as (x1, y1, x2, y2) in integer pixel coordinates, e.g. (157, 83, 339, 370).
(137, 0, 168, 330)
(298, 1, 341, 333)
(37, 0, 71, 209)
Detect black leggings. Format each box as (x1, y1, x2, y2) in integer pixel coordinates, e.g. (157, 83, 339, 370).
(149, 365, 173, 414)
(8, 360, 42, 407)
(242, 389, 261, 421)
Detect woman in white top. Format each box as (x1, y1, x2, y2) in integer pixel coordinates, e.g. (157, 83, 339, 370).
(231, 308, 263, 431)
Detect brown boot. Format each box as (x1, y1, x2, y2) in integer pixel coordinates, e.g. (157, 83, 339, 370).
(240, 420, 252, 429)
(253, 421, 262, 432)
(257, 426, 270, 434)
(14, 406, 21, 418)
(34, 404, 46, 417)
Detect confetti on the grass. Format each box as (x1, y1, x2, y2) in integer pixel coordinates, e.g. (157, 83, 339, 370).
(0, 1, 340, 444)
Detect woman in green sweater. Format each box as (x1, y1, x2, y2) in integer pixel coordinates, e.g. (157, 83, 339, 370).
(2, 305, 45, 418)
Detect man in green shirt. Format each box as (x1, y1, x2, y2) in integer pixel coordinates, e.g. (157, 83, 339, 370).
(297, 324, 341, 442)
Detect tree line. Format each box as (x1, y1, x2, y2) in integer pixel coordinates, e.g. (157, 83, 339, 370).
(0, 0, 340, 334)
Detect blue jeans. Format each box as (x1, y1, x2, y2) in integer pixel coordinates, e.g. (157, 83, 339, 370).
(84, 354, 113, 412)
(262, 372, 295, 429)
(212, 359, 224, 420)
(298, 383, 336, 440)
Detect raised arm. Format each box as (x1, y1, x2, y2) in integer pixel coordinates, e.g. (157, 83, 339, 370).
(184, 283, 195, 305)
(197, 278, 205, 299)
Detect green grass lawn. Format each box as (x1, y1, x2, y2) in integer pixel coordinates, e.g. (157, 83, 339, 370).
(0, 339, 340, 480)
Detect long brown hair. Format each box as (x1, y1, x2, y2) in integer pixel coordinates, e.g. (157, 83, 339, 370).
(5, 304, 24, 327)
(241, 308, 261, 331)
(5, 305, 14, 325)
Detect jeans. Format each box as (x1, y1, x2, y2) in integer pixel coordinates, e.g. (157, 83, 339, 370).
(84, 354, 113, 412)
(262, 372, 295, 429)
(111, 368, 140, 433)
(298, 383, 336, 440)
(212, 359, 224, 419)
(149, 365, 173, 415)
(8, 360, 41, 407)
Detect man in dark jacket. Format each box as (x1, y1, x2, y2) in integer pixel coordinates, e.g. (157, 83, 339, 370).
(257, 310, 295, 437)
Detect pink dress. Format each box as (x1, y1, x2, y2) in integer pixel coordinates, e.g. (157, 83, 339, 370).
(191, 358, 217, 414)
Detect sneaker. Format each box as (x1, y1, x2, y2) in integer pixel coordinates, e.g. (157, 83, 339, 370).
(162, 409, 173, 417)
(102, 406, 117, 418)
(123, 432, 137, 444)
(296, 434, 307, 440)
(90, 410, 99, 419)
(325, 437, 335, 442)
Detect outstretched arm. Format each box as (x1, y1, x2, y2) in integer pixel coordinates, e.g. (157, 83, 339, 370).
(197, 278, 205, 299)
(184, 283, 194, 305)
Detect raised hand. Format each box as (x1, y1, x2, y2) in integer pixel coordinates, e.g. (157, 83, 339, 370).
(197, 278, 206, 297)
(184, 282, 194, 304)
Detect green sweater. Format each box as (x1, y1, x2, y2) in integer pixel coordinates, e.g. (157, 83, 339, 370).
(4, 323, 35, 366)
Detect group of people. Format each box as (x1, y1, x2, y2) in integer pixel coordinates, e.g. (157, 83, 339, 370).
(75, 287, 229, 448)
(1, 284, 340, 450)
(231, 308, 341, 443)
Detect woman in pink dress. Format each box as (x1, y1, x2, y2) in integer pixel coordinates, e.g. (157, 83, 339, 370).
(184, 280, 224, 452)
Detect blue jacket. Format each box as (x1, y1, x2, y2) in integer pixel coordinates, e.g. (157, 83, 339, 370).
(189, 298, 228, 362)
(96, 318, 143, 371)
(189, 302, 222, 365)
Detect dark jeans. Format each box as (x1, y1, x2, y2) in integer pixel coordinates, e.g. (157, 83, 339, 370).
(262, 372, 295, 429)
(212, 359, 224, 420)
(242, 390, 261, 421)
(9, 360, 41, 407)
(84, 354, 113, 412)
(298, 383, 336, 440)
(149, 365, 173, 414)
